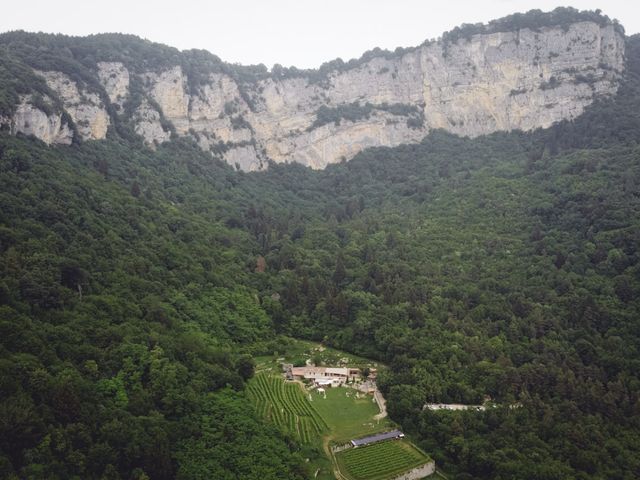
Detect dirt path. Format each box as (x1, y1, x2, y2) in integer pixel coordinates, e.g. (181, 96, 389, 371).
(373, 388, 387, 420)
(356, 380, 388, 420)
(322, 434, 348, 480)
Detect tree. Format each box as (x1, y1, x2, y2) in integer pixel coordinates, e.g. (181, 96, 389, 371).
(235, 354, 255, 380)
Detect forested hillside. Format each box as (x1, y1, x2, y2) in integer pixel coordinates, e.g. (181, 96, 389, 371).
(1, 30, 639, 480)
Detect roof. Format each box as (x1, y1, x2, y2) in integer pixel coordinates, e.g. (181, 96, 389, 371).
(325, 367, 349, 376)
(291, 366, 325, 376)
(351, 429, 404, 447)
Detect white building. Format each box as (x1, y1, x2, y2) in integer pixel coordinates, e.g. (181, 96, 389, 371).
(290, 366, 361, 386)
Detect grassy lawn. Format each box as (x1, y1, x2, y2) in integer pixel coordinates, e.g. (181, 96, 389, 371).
(336, 440, 432, 480)
(311, 386, 391, 444)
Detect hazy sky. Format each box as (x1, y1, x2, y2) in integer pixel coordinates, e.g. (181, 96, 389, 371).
(2, 1, 639, 69)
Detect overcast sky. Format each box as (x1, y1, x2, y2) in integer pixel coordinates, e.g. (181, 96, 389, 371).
(2, 1, 638, 69)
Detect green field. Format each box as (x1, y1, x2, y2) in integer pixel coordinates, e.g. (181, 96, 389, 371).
(247, 373, 328, 442)
(312, 386, 391, 443)
(336, 440, 431, 480)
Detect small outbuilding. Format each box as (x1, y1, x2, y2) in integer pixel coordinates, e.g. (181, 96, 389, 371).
(350, 429, 405, 447)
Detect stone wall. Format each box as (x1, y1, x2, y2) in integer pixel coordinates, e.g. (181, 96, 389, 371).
(330, 443, 353, 454)
(390, 461, 436, 480)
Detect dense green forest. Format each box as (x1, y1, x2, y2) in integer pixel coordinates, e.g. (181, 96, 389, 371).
(0, 134, 311, 479)
(1, 18, 640, 480)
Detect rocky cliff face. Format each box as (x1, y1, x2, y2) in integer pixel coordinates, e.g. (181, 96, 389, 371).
(10, 96, 73, 145)
(36, 70, 111, 141)
(97, 62, 130, 108)
(1, 19, 626, 170)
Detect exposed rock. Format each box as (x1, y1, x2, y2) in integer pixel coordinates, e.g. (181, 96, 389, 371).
(264, 113, 425, 169)
(188, 74, 247, 134)
(144, 66, 190, 134)
(10, 96, 73, 145)
(103, 21, 621, 169)
(414, 22, 624, 135)
(4, 20, 626, 168)
(133, 100, 172, 146)
(224, 144, 263, 171)
(97, 62, 130, 108)
(242, 21, 624, 168)
(35, 70, 110, 141)
(145, 70, 253, 144)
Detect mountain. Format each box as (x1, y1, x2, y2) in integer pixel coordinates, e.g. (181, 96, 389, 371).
(0, 8, 626, 169)
(1, 6, 640, 480)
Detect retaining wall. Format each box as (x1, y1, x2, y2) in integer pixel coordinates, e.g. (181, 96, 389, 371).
(390, 461, 436, 480)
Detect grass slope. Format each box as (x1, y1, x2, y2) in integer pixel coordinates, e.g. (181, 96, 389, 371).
(312, 387, 390, 444)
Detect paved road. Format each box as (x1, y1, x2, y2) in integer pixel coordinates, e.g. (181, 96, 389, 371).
(424, 403, 485, 411)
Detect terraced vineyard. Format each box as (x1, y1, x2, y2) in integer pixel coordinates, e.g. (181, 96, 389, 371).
(247, 373, 328, 442)
(336, 440, 431, 480)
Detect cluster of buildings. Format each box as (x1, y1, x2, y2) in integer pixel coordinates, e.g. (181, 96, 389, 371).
(283, 364, 376, 387)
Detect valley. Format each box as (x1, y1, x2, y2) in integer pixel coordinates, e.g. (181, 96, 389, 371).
(1, 6, 640, 480)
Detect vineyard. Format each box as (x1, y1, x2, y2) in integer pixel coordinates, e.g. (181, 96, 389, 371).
(247, 373, 328, 443)
(336, 440, 431, 480)
(246, 359, 432, 480)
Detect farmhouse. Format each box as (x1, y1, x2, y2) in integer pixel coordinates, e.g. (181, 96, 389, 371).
(290, 366, 361, 386)
(350, 429, 405, 447)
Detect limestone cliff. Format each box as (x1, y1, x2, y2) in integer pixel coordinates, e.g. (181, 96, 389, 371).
(97, 62, 130, 109)
(0, 13, 627, 170)
(9, 96, 73, 145)
(35, 70, 110, 141)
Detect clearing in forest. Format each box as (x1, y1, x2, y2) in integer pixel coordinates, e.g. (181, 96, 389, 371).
(247, 339, 433, 479)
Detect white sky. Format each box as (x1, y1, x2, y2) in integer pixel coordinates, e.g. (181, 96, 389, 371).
(1, 1, 639, 69)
